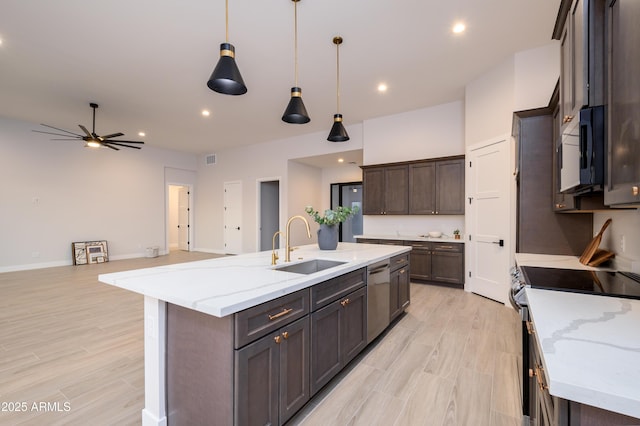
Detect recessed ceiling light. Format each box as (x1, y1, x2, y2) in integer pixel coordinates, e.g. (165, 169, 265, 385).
(202, 110, 210, 117)
(338, 158, 344, 163)
(453, 23, 466, 34)
(377, 83, 388, 93)
(138, 131, 146, 137)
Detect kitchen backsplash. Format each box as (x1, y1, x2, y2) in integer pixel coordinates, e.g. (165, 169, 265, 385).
(363, 215, 465, 239)
(594, 209, 640, 272)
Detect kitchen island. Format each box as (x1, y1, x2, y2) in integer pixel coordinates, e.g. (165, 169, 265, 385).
(99, 242, 410, 426)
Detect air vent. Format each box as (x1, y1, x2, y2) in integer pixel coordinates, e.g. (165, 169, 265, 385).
(205, 154, 217, 165)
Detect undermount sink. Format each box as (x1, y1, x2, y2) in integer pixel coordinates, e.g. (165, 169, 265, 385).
(274, 259, 347, 275)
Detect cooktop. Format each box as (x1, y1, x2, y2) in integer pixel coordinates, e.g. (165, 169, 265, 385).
(520, 266, 640, 300)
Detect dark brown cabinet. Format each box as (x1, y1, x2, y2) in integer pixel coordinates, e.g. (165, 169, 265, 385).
(362, 165, 408, 215)
(310, 286, 366, 395)
(362, 156, 464, 216)
(409, 158, 465, 215)
(406, 241, 464, 285)
(604, 0, 640, 206)
(430, 243, 464, 285)
(555, 0, 605, 128)
(389, 253, 410, 321)
(235, 316, 309, 426)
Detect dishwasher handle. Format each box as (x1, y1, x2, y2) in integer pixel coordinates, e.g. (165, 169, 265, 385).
(368, 264, 390, 275)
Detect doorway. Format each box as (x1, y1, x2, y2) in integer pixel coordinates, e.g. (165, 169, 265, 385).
(258, 179, 280, 251)
(168, 184, 191, 252)
(330, 182, 363, 242)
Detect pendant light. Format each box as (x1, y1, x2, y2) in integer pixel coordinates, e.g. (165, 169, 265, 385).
(282, 0, 310, 124)
(327, 36, 349, 142)
(207, 0, 247, 95)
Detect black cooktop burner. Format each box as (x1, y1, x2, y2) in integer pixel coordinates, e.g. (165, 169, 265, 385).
(520, 266, 640, 300)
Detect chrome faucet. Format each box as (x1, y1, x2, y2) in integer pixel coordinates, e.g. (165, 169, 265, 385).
(271, 231, 284, 265)
(285, 215, 311, 262)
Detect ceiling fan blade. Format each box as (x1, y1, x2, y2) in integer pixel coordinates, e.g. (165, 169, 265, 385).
(33, 129, 83, 138)
(103, 139, 144, 144)
(78, 125, 92, 138)
(103, 141, 142, 149)
(50, 138, 84, 141)
(101, 143, 120, 151)
(100, 132, 125, 139)
(38, 124, 84, 137)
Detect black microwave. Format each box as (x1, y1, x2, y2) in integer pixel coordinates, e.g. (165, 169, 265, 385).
(560, 105, 605, 194)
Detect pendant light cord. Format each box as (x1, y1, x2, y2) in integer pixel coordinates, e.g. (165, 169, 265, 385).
(294, 0, 299, 87)
(225, 0, 229, 42)
(336, 42, 340, 113)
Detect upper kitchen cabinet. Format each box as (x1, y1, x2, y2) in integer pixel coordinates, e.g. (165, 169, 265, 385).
(362, 156, 465, 216)
(553, 0, 605, 128)
(604, 0, 640, 206)
(362, 165, 408, 215)
(409, 157, 465, 215)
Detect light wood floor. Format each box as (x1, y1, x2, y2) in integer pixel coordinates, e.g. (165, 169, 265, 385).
(0, 251, 522, 426)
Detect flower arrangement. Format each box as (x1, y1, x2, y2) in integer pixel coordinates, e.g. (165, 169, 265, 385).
(305, 205, 359, 226)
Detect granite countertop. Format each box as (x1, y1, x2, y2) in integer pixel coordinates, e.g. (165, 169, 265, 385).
(355, 234, 464, 244)
(526, 287, 640, 419)
(98, 242, 410, 318)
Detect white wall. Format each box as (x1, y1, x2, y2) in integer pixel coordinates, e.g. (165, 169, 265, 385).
(195, 123, 364, 254)
(514, 43, 560, 111)
(363, 101, 465, 165)
(0, 116, 198, 271)
(594, 210, 640, 272)
(361, 101, 466, 236)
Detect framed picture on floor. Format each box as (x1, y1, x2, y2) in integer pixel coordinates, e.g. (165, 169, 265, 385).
(72, 240, 109, 265)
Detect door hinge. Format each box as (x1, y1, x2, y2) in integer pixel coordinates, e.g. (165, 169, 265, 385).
(468, 235, 471, 241)
(469, 161, 472, 167)
(468, 271, 472, 278)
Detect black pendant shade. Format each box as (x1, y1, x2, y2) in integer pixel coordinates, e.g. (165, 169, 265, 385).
(207, 43, 247, 95)
(327, 114, 349, 142)
(282, 87, 310, 124)
(327, 36, 349, 142)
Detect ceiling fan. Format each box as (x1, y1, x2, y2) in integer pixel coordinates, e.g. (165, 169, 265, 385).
(34, 103, 144, 150)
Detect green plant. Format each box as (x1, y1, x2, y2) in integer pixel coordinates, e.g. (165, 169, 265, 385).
(453, 229, 460, 235)
(305, 205, 359, 226)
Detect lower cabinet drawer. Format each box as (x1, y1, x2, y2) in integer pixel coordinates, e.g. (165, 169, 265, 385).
(235, 289, 310, 349)
(311, 268, 365, 311)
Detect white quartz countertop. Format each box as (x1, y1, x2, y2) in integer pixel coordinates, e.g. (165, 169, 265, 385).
(355, 234, 464, 244)
(525, 287, 640, 419)
(515, 253, 611, 270)
(98, 242, 410, 318)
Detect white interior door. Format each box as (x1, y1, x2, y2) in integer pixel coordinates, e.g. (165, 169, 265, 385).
(466, 136, 514, 305)
(224, 181, 243, 254)
(177, 187, 189, 251)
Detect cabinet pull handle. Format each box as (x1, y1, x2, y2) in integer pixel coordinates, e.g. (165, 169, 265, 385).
(400, 269, 405, 274)
(340, 298, 350, 307)
(282, 331, 289, 339)
(526, 321, 535, 335)
(633, 186, 639, 196)
(436, 245, 454, 250)
(274, 335, 282, 344)
(534, 365, 548, 391)
(268, 308, 293, 321)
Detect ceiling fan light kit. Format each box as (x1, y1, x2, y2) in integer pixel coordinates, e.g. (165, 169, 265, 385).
(327, 36, 349, 142)
(207, 0, 247, 95)
(282, 0, 310, 124)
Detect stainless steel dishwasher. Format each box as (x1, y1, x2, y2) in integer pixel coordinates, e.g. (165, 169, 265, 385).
(366, 260, 391, 343)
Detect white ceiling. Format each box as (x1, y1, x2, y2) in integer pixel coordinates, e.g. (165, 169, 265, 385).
(0, 0, 559, 155)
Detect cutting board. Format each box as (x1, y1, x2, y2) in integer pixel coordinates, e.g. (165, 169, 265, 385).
(579, 218, 612, 265)
(586, 248, 615, 267)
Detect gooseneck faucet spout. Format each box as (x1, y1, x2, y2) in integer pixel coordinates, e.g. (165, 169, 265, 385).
(285, 215, 312, 262)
